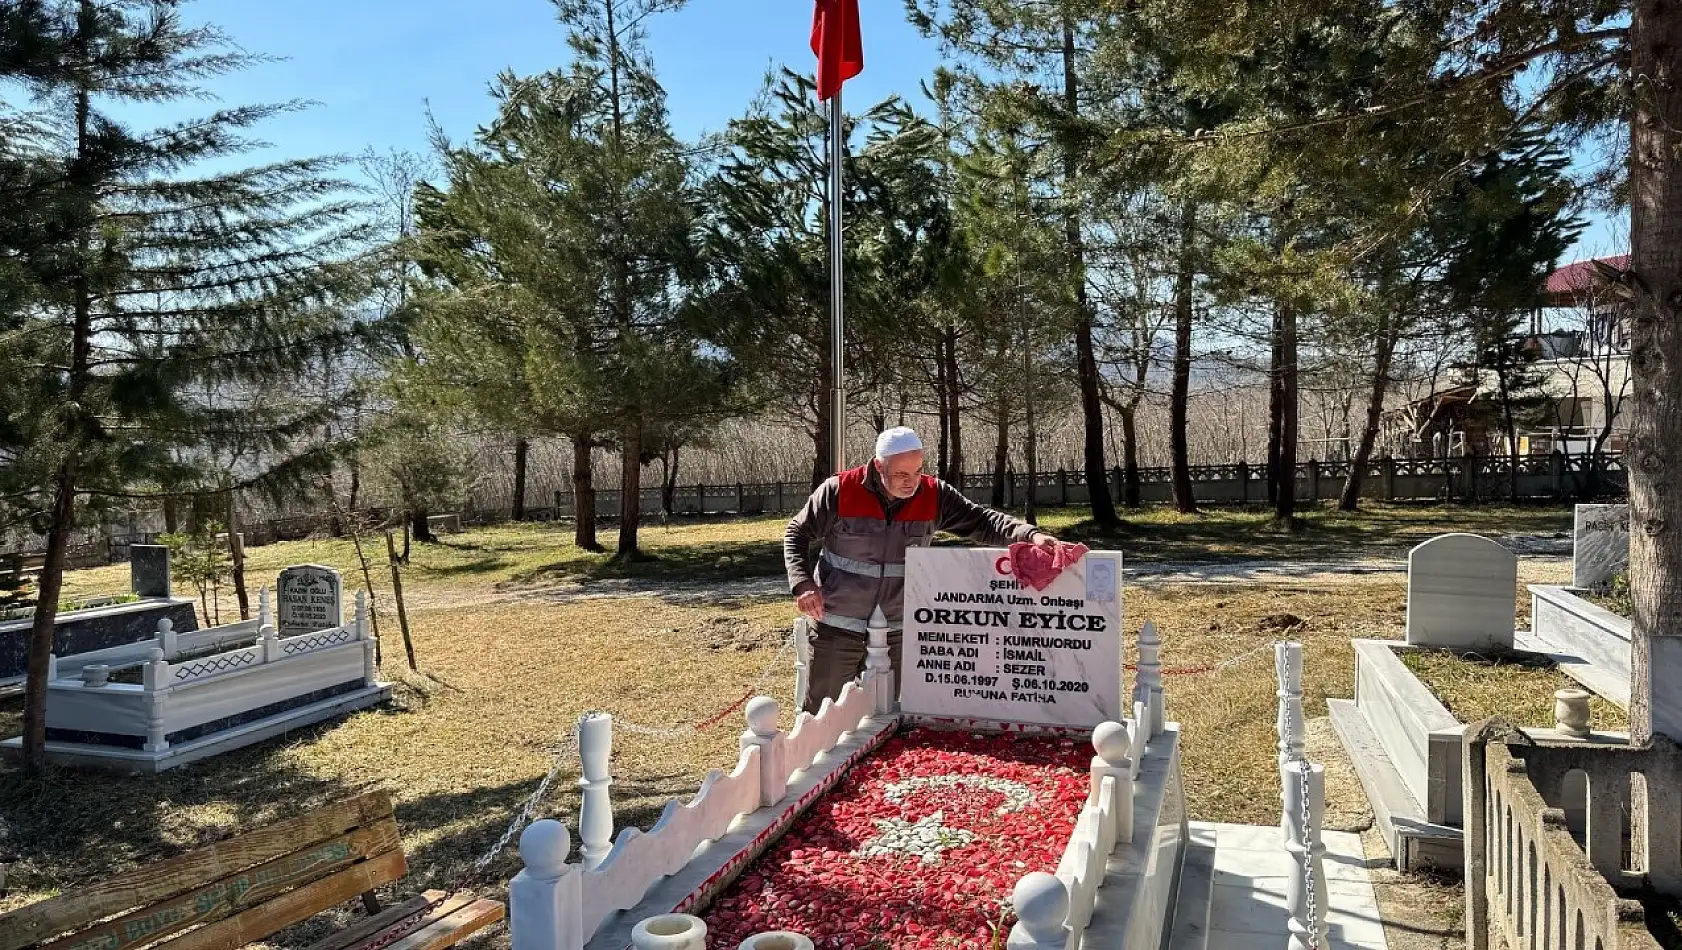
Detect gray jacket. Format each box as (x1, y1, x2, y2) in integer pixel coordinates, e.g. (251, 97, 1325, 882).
(783, 463, 1039, 633)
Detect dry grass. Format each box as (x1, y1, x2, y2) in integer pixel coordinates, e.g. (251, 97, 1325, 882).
(1398, 649, 1628, 732)
(0, 505, 1576, 943)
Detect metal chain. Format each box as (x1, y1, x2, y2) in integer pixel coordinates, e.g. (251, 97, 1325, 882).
(1276, 644, 1321, 950)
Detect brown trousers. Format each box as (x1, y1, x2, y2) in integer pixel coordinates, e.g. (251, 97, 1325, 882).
(804, 622, 902, 714)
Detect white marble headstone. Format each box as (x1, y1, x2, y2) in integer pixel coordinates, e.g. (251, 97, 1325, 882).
(1405, 534, 1517, 650)
(277, 564, 344, 636)
(901, 547, 1122, 730)
(1573, 503, 1630, 591)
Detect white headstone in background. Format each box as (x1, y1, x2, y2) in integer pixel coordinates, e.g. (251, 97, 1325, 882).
(901, 547, 1123, 730)
(1573, 503, 1630, 590)
(276, 564, 344, 636)
(1405, 534, 1516, 650)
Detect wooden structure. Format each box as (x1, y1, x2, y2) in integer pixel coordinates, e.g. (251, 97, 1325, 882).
(0, 789, 503, 950)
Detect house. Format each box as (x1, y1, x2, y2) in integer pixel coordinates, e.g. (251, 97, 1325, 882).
(1380, 255, 1631, 458)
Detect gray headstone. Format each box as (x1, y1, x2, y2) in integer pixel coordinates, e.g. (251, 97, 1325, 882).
(1573, 503, 1630, 590)
(277, 564, 344, 635)
(130, 545, 172, 598)
(1405, 533, 1517, 650)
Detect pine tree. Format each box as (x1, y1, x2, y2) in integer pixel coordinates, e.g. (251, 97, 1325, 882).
(416, 0, 724, 560)
(696, 70, 923, 485)
(907, 0, 1122, 528)
(0, 0, 375, 768)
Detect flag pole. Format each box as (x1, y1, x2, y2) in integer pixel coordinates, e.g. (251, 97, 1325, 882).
(828, 87, 846, 474)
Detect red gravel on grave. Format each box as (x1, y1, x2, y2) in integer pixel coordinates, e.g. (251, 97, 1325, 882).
(700, 727, 1091, 949)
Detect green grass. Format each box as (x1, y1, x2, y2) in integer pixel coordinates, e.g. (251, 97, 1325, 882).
(1399, 648, 1628, 732)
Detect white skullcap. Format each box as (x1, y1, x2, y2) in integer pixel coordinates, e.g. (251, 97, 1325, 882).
(874, 426, 924, 459)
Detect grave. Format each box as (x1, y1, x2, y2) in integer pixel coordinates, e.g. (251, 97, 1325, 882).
(2, 571, 388, 771)
(505, 546, 1388, 950)
(0, 546, 197, 687)
(1404, 533, 1517, 651)
(1572, 503, 1629, 590)
(277, 564, 343, 636)
(1517, 503, 1634, 706)
(129, 544, 172, 598)
(1333, 531, 1630, 872)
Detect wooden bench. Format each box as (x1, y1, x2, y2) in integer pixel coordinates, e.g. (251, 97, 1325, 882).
(0, 790, 503, 950)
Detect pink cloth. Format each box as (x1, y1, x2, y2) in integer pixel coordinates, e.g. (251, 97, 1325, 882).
(1008, 540, 1090, 591)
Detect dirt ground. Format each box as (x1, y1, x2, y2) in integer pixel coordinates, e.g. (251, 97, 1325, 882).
(0, 507, 1579, 946)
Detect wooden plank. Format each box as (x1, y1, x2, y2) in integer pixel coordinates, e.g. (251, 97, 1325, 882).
(0, 790, 393, 950)
(41, 822, 402, 950)
(377, 899, 503, 950)
(298, 894, 440, 950)
(148, 849, 407, 950)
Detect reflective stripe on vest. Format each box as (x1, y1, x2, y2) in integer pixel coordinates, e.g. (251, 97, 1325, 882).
(820, 610, 901, 634)
(823, 548, 907, 578)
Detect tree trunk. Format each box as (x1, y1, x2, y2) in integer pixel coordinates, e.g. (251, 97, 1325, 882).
(1062, 19, 1117, 528)
(571, 434, 601, 551)
(991, 395, 1010, 508)
(163, 495, 179, 534)
(1274, 301, 1299, 524)
(1170, 200, 1198, 513)
(1339, 319, 1397, 511)
(226, 489, 250, 621)
(1624, 0, 1682, 744)
(25, 65, 94, 769)
(944, 327, 964, 483)
(22, 471, 74, 769)
(662, 445, 680, 515)
(616, 419, 644, 559)
(411, 508, 436, 544)
(1496, 354, 1519, 504)
(1267, 306, 1285, 507)
(935, 334, 951, 480)
(1121, 405, 1143, 509)
(512, 437, 530, 521)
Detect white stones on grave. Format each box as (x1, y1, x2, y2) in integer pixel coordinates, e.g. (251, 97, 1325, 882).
(577, 712, 614, 870)
(276, 564, 344, 636)
(1573, 503, 1630, 590)
(1405, 533, 1517, 651)
(630, 914, 707, 950)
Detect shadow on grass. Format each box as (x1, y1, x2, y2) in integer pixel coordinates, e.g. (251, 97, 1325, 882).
(415, 556, 514, 580)
(508, 539, 785, 587)
(1053, 503, 1573, 564)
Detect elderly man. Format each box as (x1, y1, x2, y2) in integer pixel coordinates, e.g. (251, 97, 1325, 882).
(784, 426, 1058, 712)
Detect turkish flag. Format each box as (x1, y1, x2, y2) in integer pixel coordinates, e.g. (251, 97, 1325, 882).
(811, 0, 863, 101)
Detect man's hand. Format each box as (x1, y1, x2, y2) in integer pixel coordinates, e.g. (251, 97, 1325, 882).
(795, 586, 825, 621)
(1029, 531, 1059, 551)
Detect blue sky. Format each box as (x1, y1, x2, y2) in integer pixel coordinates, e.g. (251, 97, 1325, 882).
(125, 0, 1618, 260)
